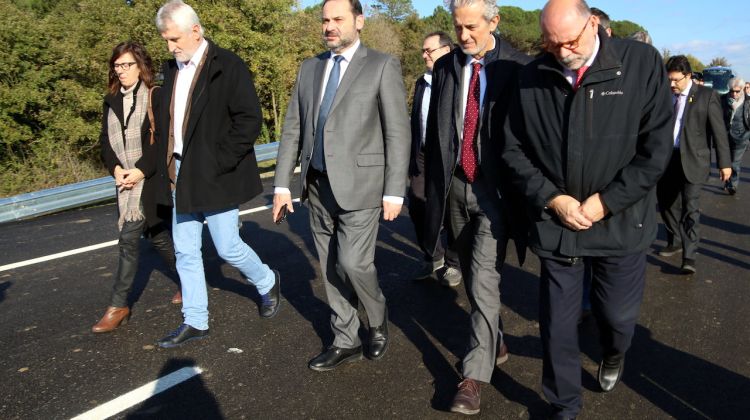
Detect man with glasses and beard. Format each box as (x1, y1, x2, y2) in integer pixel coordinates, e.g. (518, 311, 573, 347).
(501, 0, 673, 417)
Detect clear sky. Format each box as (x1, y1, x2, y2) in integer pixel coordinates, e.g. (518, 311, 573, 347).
(300, 0, 750, 80)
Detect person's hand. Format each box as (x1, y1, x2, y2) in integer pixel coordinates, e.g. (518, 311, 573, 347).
(548, 194, 592, 231)
(382, 201, 402, 221)
(719, 167, 731, 183)
(120, 168, 145, 190)
(272, 193, 294, 223)
(113, 165, 126, 187)
(579, 193, 609, 223)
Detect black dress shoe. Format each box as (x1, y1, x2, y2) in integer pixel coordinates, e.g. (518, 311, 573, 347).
(308, 346, 363, 371)
(157, 323, 209, 348)
(259, 270, 281, 318)
(598, 354, 625, 392)
(368, 319, 389, 360)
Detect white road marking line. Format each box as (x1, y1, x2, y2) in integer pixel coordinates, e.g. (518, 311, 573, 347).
(0, 198, 300, 273)
(71, 366, 204, 420)
(0, 240, 119, 272)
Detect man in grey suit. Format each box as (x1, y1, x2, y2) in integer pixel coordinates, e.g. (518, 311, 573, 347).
(657, 55, 731, 274)
(273, 0, 410, 371)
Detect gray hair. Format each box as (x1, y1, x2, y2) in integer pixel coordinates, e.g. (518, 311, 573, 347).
(155, 0, 204, 36)
(628, 30, 652, 45)
(445, 0, 498, 22)
(728, 77, 746, 89)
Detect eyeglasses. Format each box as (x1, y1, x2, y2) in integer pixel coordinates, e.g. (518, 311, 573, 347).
(542, 16, 591, 52)
(422, 45, 447, 55)
(113, 62, 137, 71)
(669, 74, 688, 84)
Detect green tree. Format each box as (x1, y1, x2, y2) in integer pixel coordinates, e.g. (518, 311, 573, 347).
(708, 57, 730, 67)
(370, 0, 416, 22)
(609, 20, 645, 38)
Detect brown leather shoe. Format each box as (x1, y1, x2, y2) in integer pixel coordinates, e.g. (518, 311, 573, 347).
(496, 341, 509, 366)
(450, 378, 481, 415)
(171, 290, 183, 305)
(92, 306, 130, 333)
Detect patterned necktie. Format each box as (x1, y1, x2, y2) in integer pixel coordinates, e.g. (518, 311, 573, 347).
(573, 65, 589, 91)
(312, 55, 345, 172)
(461, 62, 482, 183)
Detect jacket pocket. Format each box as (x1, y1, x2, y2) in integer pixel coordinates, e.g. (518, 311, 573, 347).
(356, 153, 385, 167)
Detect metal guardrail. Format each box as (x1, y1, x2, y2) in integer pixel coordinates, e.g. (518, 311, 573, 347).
(0, 142, 280, 224)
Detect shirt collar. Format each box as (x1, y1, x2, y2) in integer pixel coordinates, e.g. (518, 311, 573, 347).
(423, 72, 432, 85)
(177, 39, 209, 70)
(331, 39, 360, 63)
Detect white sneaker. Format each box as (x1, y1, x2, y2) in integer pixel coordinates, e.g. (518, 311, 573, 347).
(439, 267, 462, 287)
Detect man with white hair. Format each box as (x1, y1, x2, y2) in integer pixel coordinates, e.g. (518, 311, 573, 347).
(154, 0, 280, 348)
(721, 77, 750, 195)
(423, 0, 529, 414)
(502, 0, 672, 417)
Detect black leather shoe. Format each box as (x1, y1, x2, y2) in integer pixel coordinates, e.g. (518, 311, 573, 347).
(308, 346, 363, 371)
(598, 354, 625, 392)
(368, 318, 389, 360)
(157, 323, 209, 348)
(259, 270, 281, 318)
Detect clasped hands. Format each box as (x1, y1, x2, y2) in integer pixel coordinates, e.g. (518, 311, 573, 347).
(114, 166, 144, 192)
(548, 193, 608, 231)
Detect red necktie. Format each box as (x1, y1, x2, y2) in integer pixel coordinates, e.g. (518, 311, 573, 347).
(573, 65, 589, 91)
(461, 62, 482, 183)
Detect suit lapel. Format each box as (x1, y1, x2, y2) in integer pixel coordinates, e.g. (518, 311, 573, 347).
(312, 55, 328, 124)
(452, 51, 466, 143)
(680, 84, 699, 137)
(183, 44, 214, 149)
(328, 45, 367, 116)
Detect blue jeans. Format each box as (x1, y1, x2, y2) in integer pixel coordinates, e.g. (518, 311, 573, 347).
(173, 160, 274, 330)
(727, 135, 749, 189)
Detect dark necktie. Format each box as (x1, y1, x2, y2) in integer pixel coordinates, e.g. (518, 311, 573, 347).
(573, 65, 589, 91)
(312, 55, 344, 172)
(461, 62, 482, 183)
(673, 93, 681, 147)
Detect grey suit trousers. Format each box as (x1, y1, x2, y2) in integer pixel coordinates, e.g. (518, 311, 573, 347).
(308, 172, 387, 349)
(448, 170, 507, 383)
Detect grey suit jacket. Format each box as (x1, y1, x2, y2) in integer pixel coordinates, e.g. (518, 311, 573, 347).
(275, 44, 410, 211)
(677, 83, 731, 184)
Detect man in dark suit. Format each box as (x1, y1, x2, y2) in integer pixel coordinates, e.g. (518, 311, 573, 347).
(502, 1, 674, 417)
(408, 31, 462, 286)
(154, 0, 281, 348)
(422, 0, 529, 414)
(657, 55, 731, 274)
(273, 0, 410, 371)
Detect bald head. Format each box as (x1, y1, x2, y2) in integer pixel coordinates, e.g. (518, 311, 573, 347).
(540, 0, 595, 70)
(541, 0, 591, 31)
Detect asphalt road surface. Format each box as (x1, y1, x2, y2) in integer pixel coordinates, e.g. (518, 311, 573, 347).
(1, 165, 748, 419)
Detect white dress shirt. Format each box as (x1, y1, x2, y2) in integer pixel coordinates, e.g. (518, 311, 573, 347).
(673, 80, 693, 148)
(172, 39, 209, 156)
(419, 72, 432, 146)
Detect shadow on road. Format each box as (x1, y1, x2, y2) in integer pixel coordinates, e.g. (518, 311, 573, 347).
(0, 280, 10, 304)
(579, 322, 750, 419)
(125, 358, 223, 419)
